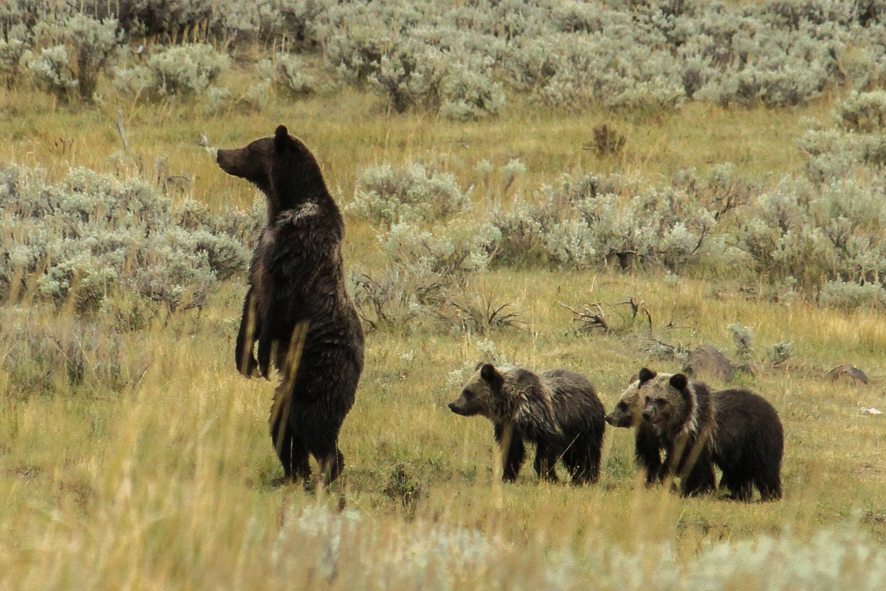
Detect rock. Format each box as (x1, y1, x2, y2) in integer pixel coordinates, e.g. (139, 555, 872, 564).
(825, 363, 869, 385)
(683, 345, 735, 382)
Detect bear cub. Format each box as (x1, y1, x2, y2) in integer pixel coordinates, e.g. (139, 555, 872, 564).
(449, 364, 605, 484)
(631, 368, 784, 501)
(605, 373, 665, 487)
(217, 125, 364, 486)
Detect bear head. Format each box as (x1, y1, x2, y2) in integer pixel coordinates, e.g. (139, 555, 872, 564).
(448, 363, 505, 419)
(448, 363, 551, 424)
(606, 368, 660, 427)
(216, 125, 328, 219)
(639, 370, 692, 434)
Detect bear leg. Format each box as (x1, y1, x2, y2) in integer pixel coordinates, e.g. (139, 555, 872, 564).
(270, 410, 310, 480)
(563, 440, 600, 485)
(635, 423, 664, 486)
(727, 477, 755, 501)
(235, 286, 260, 377)
(501, 437, 526, 482)
(533, 444, 559, 482)
(755, 472, 782, 501)
(680, 450, 716, 497)
(317, 449, 345, 486)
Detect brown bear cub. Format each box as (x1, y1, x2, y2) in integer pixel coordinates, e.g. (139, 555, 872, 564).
(636, 368, 783, 501)
(707, 387, 784, 501)
(449, 364, 605, 484)
(637, 369, 718, 497)
(605, 374, 665, 486)
(217, 126, 364, 486)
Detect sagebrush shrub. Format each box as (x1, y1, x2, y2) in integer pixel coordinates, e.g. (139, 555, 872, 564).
(0, 24, 30, 88)
(24, 45, 77, 101)
(260, 52, 318, 96)
(114, 43, 229, 100)
(819, 280, 886, 310)
(348, 163, 472, 227)
(368, 39, 446, 113)
(0, 164, 257, 313)
(836, 90, 886, 132)
(0, 308, 152, 399)
(439, 55, 505, 120)
(351, 218, 500, 331)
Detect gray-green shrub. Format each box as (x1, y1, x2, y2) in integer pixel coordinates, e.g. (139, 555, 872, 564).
(348, 163, 472, 227)
(114, 43, 229, 100)
(0, 164, 259, 314)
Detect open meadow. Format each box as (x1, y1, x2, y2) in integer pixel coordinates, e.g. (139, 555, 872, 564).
(1, 1, 884, 589)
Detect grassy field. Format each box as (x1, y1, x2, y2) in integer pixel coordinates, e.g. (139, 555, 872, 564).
(1, 62, 884, 589)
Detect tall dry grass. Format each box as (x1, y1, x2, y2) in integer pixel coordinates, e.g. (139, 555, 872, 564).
(0, 64, 884, 589)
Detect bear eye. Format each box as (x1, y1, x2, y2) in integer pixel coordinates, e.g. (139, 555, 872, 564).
(617, 402, 628, 411)
(461, 389, 474, 400)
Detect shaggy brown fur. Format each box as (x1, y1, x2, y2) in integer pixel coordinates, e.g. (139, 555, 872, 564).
(639, 368, 784, 501)
(217, 125, 364, 486)
(639, 369, 717, 497)
(449, 364, 605, 484)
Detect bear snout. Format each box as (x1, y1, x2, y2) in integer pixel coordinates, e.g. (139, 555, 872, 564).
(604, 413, 618, 426)
(448, 401, 472, 416)
(216, 148, 232, 170)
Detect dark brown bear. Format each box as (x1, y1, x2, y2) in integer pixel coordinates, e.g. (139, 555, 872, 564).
(640, 369, 784, 501)
(217, 125, 364, 485)
(636, 369, 717, 497)
(708, 387, 784, 501)
(448, 364, 605, 484)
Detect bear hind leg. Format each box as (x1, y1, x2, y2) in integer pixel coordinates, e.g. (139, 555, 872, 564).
(316, 449, 345, 486)
(533, 444, 559, 483)
(756, 472, 782, 501)
(563, 441, 600, 485)
(728, 478, 754, 501)
(270, 411, 310, 481)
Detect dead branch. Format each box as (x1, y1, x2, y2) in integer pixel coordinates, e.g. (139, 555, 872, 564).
(559, 301, 609, 334)
(616, 297, 653, 330)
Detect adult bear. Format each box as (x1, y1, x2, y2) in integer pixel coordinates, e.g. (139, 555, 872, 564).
(217, 125, 364, 486)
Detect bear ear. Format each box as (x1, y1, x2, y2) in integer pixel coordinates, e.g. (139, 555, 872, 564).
(638, 368, 656, 384)
(480, 363, 500, 383)
(274, 125, 290, 152)
(669, 373, 688, 391)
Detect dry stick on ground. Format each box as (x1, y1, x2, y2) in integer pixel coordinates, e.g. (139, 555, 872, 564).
(617, 297, 653, 331)
(558, 301, 609, 333)
(116, 110, 133, 158)
(116, 110, 146, 177)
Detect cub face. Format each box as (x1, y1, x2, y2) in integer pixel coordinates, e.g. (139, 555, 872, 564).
(448, 363, 501, 419)
(606, 368, 665, 427)
(605, 382, 642, 427)
(640, 373, 688, 428)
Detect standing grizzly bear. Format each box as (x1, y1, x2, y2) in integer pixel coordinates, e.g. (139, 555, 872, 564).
(217, 125, 364, 485)
(639, 368, 783, 501)
(448, 364, 605, 484)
